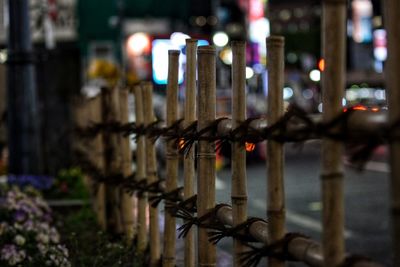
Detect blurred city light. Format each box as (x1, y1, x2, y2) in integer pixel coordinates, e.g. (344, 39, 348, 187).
(345, 87, 386, 102)
(249, 17, 270, 56)
(252, 63, 264, 74)
(309, 69, 321, 82)
(374, 89, 385, 100)
(245, 66, 254, 79)
(286, 52, 298, 64)
(0, 50, 7, 64)
(353, 105, 368, 111)
(197, 40, 210, 47)
(352, 0, 373, 43)
(359, 88, 371, 98)
(195, 16, 207, 26)
(152, 36, 209, 85)
(126, 32, 151, 55)
(245, 142, 256, 152)
(212, 32, 229, 47)
(219, 47, 233, 65)
(302, 88, 314, 100)
(346, 90, 358, 101)
(373, 29, 387, 61)
(318, 103, 323, 113)
(283, 87, 294, 99)
(152, 39, 184, 85)
(318, 58, 325, 72)
(170, 32, 191, 48)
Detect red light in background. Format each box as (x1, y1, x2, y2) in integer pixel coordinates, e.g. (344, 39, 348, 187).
(245, 142, 256, 152)
(352, 105, 368, 111)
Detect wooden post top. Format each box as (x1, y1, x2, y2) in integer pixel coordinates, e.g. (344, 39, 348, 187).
(186, 38, 198, 43)
(198, 45, 216, 54)
(267, 36, 285, 47)
(168, 50, 180, 55)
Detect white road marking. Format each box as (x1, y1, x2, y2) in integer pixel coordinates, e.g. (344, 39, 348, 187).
(252, 198, 355, 239)
(363, 161, 390, 173)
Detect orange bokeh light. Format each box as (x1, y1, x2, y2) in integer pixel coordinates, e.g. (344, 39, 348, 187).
(126, 32, 151, 56)
(318, 59, 325, 72)
(178, 138, 185, 150)
(353, 105, 368, 111)
(245, 142, 256, 152)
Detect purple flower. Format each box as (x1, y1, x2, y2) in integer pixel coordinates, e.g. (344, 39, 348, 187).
(13, 210, 27, 223)
(7, 175, 54, 190)
(1, 244, 17, 260)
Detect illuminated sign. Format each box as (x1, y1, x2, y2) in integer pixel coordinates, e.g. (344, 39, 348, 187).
(373, 29, 387, 61)
(152, 38, 209, 85)
(352, 0, 372, 43)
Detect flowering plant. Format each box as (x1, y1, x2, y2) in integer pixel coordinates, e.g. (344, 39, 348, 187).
(44, 168, 90, 200)
(7, 175, 54, 191)
(6, 168, 89, 200)
(0, 186, 70, 267)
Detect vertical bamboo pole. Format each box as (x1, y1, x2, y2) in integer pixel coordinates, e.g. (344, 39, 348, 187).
(231, 40, 248, 266)
(119, 89, 136, 242)
(321, 0, 346, 266)
(266, 36, 286, 267)
(384, 0, 400, 265)
(101, 87, 123, 234)
(92, 97, 107, 231)
(184, 39, 197, 267)
(77, 96, 107, 230)
(134, 85, 147, 252)
(163, 50, 180, 267)
(197, 45, 216, 267)
(142, 82, 161, 266)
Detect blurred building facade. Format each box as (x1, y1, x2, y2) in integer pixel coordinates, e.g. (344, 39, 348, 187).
(0, 0, 388, 172)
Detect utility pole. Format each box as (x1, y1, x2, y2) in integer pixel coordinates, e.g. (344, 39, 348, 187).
(7, 0, 42, 175)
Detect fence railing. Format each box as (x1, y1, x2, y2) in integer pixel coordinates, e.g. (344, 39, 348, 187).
(72, 1, 400, 266)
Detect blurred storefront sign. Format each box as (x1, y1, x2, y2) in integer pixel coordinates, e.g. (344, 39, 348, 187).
(123, 19, 169, 35)
(152, 36, 209, 85)
(351, 0, 373, 43)
(373, 29, 386, 62)
(0, 0, 77, 44)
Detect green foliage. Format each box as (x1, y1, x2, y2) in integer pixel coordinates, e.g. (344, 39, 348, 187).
(45, 167, 90, 200)
(56, 207, 144, 267)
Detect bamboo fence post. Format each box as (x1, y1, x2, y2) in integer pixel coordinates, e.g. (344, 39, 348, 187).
(231, 40, 248, 266)
(163, 50, 180, 267)
(101, 87, 123, 234)
(321, 0, 346, 265)
(90, 96, 107, 231)
(119, 89, 136, 242)
(184, 38, 197, 267)
(197, 45, 217, 267)
(384, 0, 400, 264)
(134, 85, 148, 252)
(266, 36, 286, 267)
(142, 82, 161, 266)
(75, 96, 107, 230)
